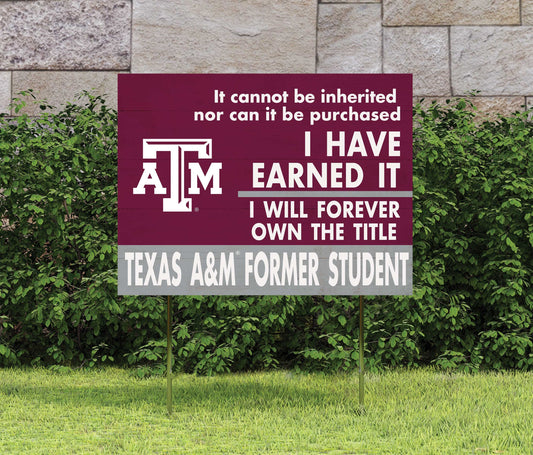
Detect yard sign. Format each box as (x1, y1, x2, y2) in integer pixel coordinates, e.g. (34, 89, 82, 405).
(118, 74, 412, 295)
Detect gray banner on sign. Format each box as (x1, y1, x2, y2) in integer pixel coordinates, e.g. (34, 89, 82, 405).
(118, 245, 412, 296)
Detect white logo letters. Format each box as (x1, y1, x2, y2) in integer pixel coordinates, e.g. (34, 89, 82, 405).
(133, 139, 222, 212)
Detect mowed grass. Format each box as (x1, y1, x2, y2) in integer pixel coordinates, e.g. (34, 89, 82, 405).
(0, 368, 532, 454)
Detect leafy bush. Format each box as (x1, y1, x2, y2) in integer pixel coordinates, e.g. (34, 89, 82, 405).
(409, 99, 532, 370)
(0, 91, 163, 367)
(1, 93, 531, 373)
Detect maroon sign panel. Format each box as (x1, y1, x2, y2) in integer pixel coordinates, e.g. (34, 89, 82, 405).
(118, 74, 412, 295)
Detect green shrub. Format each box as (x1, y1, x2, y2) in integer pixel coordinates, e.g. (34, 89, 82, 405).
(1, 93, 531, 372)
(409, 99, 532, 370)
(0, 91, 163, 367)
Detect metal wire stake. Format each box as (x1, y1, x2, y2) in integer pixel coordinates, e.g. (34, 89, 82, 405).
(167, 295, 173, 415)
(359, 295, 365, 412)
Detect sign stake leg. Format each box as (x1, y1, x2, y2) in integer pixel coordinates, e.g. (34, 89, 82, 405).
(359, 295, 365, 413)
(167, 295, 173, 415)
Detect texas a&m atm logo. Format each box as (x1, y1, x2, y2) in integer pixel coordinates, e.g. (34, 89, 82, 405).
(132, 139, 222, 212)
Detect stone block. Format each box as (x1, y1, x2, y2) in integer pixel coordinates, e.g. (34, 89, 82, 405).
(132, 0, 316, 73)
(317, 4, 381, 73)
(321, 1, 380, 3)
(0, 72, 10, 115)
(415, 96, 526, 121)
(451, 27, 533, 96)
(0, 0, 130, 70)
(12, 71, 119, 116)
(383, 27, 450, 96)
(523, 0, 533, 25)
(383, 0, 519, 25)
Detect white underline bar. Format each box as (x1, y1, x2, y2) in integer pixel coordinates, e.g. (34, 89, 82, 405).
(238, 191, 413, 198)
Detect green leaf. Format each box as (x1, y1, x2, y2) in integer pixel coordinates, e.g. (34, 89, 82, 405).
(505, 237, 518, 253)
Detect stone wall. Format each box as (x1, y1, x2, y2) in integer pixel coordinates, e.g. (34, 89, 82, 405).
(1, 0, 531, 116)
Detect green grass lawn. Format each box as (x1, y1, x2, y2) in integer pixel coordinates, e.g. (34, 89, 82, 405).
(0, 368, 531, 454)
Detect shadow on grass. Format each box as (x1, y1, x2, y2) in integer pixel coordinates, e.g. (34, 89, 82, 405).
(2, 370, 361, 412)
